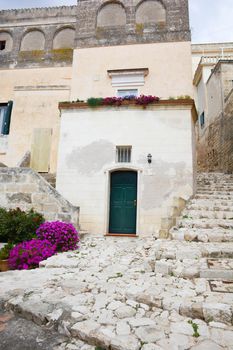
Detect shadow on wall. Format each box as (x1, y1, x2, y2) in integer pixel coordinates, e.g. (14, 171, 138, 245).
(66, 140, 114, 174)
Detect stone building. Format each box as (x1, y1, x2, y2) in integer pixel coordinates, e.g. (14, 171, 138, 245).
(192, 43, 233, 173)
(0, 0, 197, 236)
(0, 6, 77, 172)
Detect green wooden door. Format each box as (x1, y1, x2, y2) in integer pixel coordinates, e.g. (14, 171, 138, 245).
(109, 171, 137, 234)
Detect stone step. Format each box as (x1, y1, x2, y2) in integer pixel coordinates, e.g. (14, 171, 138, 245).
(197, 178, 233, 183)
(186, 204, 233, 212)
(170, 228, 233, 242)
(195, 194, 233, 200)
(197, 186, 233, 192)
(189, 198, 232, 207)
(154, 257, 233, 281)
(196, 190, 233, 196)
(177, 217, 233, 230)
(182, 210, 233, 220)
(161, 241, 233, 259)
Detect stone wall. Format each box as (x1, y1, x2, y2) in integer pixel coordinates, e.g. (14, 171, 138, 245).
(197, 90, 233, 173)
(76, 0, 191, 48)
(0, 6, 77, 69)
(0, 167, 79, 227)
(0, 0, 191, 68)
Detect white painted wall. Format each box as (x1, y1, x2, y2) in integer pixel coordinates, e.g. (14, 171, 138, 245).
(57, 105, 195, 236)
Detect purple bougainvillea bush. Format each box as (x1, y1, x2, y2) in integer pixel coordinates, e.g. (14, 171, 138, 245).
(9, 239, 56, 270)
(36, 221, 79, 252)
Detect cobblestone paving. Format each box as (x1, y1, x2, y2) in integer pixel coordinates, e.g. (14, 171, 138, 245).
(0, 173, 232, 350)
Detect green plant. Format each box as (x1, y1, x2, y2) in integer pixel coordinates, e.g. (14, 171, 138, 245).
(95, 347, 105, 350)
(87, 97, 103, 108)
(0, 243, 14, 260)
(177, 95, 192, 100)
(188, 320, 200, 338)
(135, 23, 144, 34)
(169, 96, 175, 100)
(0, 208, 45, 244)
(107, 272, 123, 282)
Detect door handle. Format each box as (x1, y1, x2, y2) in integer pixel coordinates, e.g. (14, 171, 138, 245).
(134, 200, 137, 206)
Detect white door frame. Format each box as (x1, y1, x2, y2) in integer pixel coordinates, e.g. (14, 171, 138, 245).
(103, 165, 143, 235)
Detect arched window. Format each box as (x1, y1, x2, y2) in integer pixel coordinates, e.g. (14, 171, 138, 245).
(97, 1, 126, 27)
(0, 32, 13, 52)
(53, 28, 75, 49)
(20, 30, 45, 51)
(136, 0, 166, 25)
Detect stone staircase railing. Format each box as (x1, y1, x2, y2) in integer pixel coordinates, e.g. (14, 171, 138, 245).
(0, 167, 79, 227)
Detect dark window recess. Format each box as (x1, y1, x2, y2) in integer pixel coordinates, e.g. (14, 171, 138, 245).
(0, 101, 13, 135)
(200, 112, 205, 128)
(0, 41, 6, 51)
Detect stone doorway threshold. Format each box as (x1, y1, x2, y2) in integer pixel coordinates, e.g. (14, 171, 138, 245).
(105, 233, 138, 237)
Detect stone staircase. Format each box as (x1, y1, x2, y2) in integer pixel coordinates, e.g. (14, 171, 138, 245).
(167, 173, 233, 283)
(39, 172, 56, 188)
(1, 173, 233, 350)
(171, 173, 233, 243)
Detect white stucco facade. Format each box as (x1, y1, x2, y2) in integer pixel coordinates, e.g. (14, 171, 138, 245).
(57, 103, 196, 236)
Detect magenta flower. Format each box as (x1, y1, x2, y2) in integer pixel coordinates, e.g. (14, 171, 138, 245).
(36, 221, 79, 253)
(135, 95, 160, 105)
(9, 239, 56, 270)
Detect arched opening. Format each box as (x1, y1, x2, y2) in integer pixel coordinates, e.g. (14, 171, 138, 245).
(97, 1, 126, 27)
(109, 170, 137, 234)
(20, 30, 45, 51)
(136, 0, 166, 25)
(0, 31, 13, 52)
(53, 27, 75, 49)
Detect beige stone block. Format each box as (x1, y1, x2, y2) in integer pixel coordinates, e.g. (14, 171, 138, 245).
(4, 183, 20, 192)
(42, 203, 58, 212)
(20, 183, 38, 193)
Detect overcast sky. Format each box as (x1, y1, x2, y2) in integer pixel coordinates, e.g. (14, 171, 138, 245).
(1, 0, 233, 44)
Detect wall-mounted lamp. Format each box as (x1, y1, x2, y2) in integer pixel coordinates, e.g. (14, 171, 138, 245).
(147, 153, 152, 164)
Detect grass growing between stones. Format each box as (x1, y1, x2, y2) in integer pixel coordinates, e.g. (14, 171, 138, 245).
(106, 272, 123, 282)
(188, 320, 200, 338)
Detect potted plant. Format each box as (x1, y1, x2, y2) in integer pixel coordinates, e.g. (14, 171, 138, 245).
(0, 243, 14, 272)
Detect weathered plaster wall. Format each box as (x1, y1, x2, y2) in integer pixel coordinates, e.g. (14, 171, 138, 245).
(70, 42, 193, 100)
(56, 105, 195, 236)
(0, 66, 72, 171)
(0, 167, 79, 226)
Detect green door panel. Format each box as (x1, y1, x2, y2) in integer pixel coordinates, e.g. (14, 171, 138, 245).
(109, 171, 137, 234)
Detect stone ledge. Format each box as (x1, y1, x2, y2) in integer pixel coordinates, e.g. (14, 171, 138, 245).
(59, 99, 198, 122)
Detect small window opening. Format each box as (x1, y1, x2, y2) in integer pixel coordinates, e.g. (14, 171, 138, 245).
(0, 41, 6, 51)
(200, 112, 205, 128)
(117, 89, 138, 98)
(116, 146, 132, 163)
